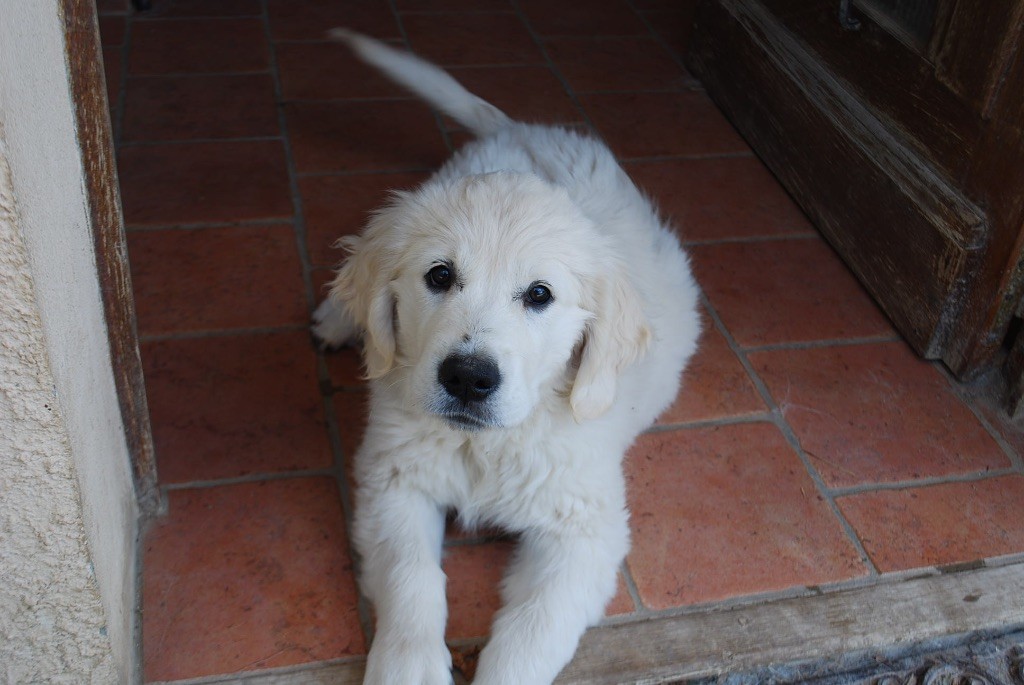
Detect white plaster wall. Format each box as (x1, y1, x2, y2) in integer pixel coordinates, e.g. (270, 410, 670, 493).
(0, 1, 139, 682)
(0, 130, 117, 682)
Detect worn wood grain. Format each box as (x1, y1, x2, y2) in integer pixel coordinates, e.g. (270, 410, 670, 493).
(957, 30, 1024, 383)
(61, 0, 159, 513)
(934, 0, 1024, 116)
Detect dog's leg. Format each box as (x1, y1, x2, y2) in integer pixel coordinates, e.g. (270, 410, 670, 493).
(355, 490, 452, 685)
(311, 296, 359, 350)
(473, 510, 629, 685)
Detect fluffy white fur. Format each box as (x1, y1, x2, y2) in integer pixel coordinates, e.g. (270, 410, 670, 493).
(313, 29, 701, 685)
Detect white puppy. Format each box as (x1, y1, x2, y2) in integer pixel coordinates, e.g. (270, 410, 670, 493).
(313, 29, 701, 685)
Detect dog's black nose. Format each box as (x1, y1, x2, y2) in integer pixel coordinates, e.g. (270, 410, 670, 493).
(438, 354, 501, 403)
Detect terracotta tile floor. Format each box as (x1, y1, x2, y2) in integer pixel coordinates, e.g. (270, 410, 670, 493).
(100, 1, 1024, 682)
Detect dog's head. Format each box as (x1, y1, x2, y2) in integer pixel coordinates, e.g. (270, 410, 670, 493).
(328, 172, 649, 429)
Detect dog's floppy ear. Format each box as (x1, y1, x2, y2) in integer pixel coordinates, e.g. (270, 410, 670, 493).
(570, 266, 651, 421)
(327, 205, 403, 379)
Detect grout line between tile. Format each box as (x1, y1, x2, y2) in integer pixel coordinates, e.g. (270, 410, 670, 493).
(127, 69, 272, 78)
(119, 135, 283, 146)
(981, 551, 1024, 568)
(680, 231, 824, 248)
(133, 515, 151, 685)
(618, 559, 646, 616)
(442, 532, 514, 548)
(295, 166, 437, 178)
(111, 1, 132, 147)
(161, 468, 337, 492)
(609, 560, 995, 629)
(623, 0, 703, 91)
(131, 15, 263, 23)
(642, 412, 774, 434)
(385, 0, 457, 155)
(397, 9, 517, 16)
(828, 467, 1021, 499)
(125, 217, 293, 232)
(739, 334, 904, 354)
(697, 291, 881, 576)
(570, 87, 689, 95)
(934, 363, 1024, 472)
(119, 13, 152, 683)
(508, 0, 599, 132)
(282, 95, 416, 104)
(139, 323, 309, 342)
(260, 0, 379, 651)
(619, 150, 757, 164)
(123, 70, 268, 79)
(319, 390, 376, 644)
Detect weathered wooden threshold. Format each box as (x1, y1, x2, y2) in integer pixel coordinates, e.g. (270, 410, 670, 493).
(150, 560, 1024, 685)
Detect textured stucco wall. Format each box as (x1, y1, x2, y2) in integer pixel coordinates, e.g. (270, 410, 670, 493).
(0, 129, 117, 682)
(0, 0, 139, 681)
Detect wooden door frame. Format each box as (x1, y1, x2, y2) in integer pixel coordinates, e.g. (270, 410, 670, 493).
(63, 0, 159, 516)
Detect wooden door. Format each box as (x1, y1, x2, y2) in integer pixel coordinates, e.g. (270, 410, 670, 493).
(687, 0, 1024, 405)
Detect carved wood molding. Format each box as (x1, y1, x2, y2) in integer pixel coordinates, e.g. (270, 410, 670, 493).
(780, 631, 1024, 685)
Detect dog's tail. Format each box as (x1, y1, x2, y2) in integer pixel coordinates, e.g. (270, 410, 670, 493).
(328, 28, 513, 138)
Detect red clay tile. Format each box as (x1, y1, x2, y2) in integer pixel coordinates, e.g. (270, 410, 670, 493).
(143, 0, 261, 17)
(98, 15, 126, 46)
(626, 424, 866, 609)
(952, 376, 1024, 464)
(118, 140, 292, 225)
(580, 91, 749, 159)
(276, 41, 408, 101)
(643, 9, 698, 58)
(397, 0, 510, 8)
(333, 390, 370, 472)
(128, 225, 307, 336)
(300, 171, 429, 266)
(327, 348, 366, 389)
(606, 573, 636, 617)
(689, 238, 894, 347)
(633, 0, 696, 9)
(972, 393, 1024, 463)
(443, 542, 634, 641)
(444, 541, 513, 640)
(143, 478, 365, 681)
(129, 18, 269, 75)
(624, 157, 815, 242)
(122, 74, 279, 141)
(311, 269, 367, 388)
(286, 101, 448, 173)
(517, 0, 649, 36)
(444, 66, 581, 125)
(657, 316, 765, 424)
(141, 332, 332, 483)
(837, 476, 1024, 572)
(544, 36, 693, 92)
(267, 0, 400, 41)
(97, 0, 128, 13)
(750, 342, 1010, 487)
(402, 12, 543, 66)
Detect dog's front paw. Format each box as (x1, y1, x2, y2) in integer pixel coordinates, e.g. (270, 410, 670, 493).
(363, 633, 453, 685)
(311, 297, 360, 350)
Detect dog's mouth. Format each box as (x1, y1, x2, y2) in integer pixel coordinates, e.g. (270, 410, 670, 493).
(439, 410, 495, 431)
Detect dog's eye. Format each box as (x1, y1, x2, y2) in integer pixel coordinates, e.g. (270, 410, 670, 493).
(524, 282, 553, 308)
(426, 264, 453, 291)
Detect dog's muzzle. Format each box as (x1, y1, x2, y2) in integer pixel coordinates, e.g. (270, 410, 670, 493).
(435, 353, 501, 429)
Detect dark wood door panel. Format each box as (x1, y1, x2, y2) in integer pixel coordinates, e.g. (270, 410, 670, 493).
(771, 2, 983, 182)
(688, 0, 985, 356)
